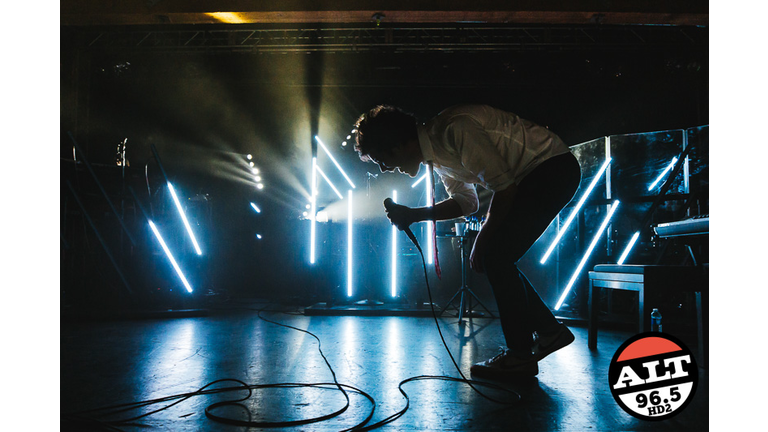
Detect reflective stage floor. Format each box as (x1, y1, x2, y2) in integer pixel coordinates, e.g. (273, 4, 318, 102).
(60, 303, 708, 431)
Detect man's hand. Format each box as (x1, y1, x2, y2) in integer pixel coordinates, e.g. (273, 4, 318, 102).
(384, 201, 415, 231)
(469, 228, 489, 273)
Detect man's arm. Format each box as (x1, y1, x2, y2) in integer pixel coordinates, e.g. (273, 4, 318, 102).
(410, 198, 464, 222)
(385, 198, 464, 231)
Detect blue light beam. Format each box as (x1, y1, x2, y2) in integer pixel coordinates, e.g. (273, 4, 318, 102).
(315, 136, 356, 189)
(426, 166, 434, 265)
(167, 182, 203, 255)
(540, 157, 612, 264)
(554, 200, 620, 310)
(310, 157, 318, 264)
(648, 157, 679, 190)
(315, 165, 344, 200)
(347, 190, 353, 297)
(411, 173, 428, 188)
(250, 202, 261, 213)
(391, 190, 398, 298)
(617, 231, 640, 265)
(149, 220, 193, 293)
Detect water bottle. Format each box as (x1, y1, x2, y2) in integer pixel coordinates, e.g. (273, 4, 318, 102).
(651, 308, 662, 332)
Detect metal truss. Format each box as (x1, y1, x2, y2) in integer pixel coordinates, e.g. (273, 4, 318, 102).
(73, 25, 707, 53)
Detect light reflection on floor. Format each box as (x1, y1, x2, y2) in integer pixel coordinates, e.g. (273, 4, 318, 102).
(138, 318, 207, 402)
(61, 310, 708, 431)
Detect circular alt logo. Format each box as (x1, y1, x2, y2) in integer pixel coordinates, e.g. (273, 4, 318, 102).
(608, 332, 698, 421)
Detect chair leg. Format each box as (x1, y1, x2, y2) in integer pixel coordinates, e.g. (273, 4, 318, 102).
(638, 288, 646, 333)
(588, 279, 599, 349)
(696, 291, 706, 368)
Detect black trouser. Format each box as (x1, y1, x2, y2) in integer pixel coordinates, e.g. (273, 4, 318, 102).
(482, 152, 581, 356)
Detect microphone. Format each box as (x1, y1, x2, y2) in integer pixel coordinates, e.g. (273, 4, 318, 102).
(383, 197, 419, 247)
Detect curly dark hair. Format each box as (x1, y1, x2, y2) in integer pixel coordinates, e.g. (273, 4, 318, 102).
(354, 105, 418, 162)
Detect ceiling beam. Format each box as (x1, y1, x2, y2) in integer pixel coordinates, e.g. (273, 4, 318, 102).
(61, 1, 708, 27)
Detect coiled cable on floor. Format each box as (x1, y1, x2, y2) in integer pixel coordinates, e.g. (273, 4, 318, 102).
(61, 316, 378, 431)
(62, 376, 377, 431)
(61, 236, 520, 431)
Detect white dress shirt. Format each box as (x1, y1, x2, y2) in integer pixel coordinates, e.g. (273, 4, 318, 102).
(417, 105, 571, 216)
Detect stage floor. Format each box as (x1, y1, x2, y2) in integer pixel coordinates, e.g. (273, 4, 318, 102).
(61, 302, 708, 431)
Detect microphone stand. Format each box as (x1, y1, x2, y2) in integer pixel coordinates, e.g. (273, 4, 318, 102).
(366, 172, 377, 198)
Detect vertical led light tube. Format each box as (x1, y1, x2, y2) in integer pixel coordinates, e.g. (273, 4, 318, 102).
(648, 157, 678, 191)
(540, 157, 612, 264)
(149, 220, 193, 293)
(347, 190, 353, 297)
(682, 131, 690, 196)
(167, 182, 202, 255)
(554, 200, 620, 310)
(391, 190, 398, 298)
(310, 157, 318, 264)
(617, 231, 640, 265)
(426, 165, 434, 265)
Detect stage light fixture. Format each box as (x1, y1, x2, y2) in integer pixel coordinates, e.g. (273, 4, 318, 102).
(252, 168, 260, 174)
(554, 200, 620, 311)
(391, 190, 398, 298)
(256, 234, 263, 240)
(256, 183, 264, 190)
(167, 182, 202, 256)
(310, 157, 318, 264)
(617, 231, 640, 265)
(249, 161, 255, 167)
(648, 157, 678, 190)
(148, 220, 193, 293)
(254, 176, 262, 182)
(540, 157, 612, 264)
(347, 190, 353, 297)
(315, 165, 344, 200)
(250, 202, 261, 213)
(315, 136, 356, 189)
(246, 154, 253, 160)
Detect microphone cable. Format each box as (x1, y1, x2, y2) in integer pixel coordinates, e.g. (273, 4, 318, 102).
(61, 307, 379, 431)
(61, 233, 521, 431)
(399, 229, 523, 407)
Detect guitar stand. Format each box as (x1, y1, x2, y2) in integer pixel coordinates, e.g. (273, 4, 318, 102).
(440, 234, 496, 323)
